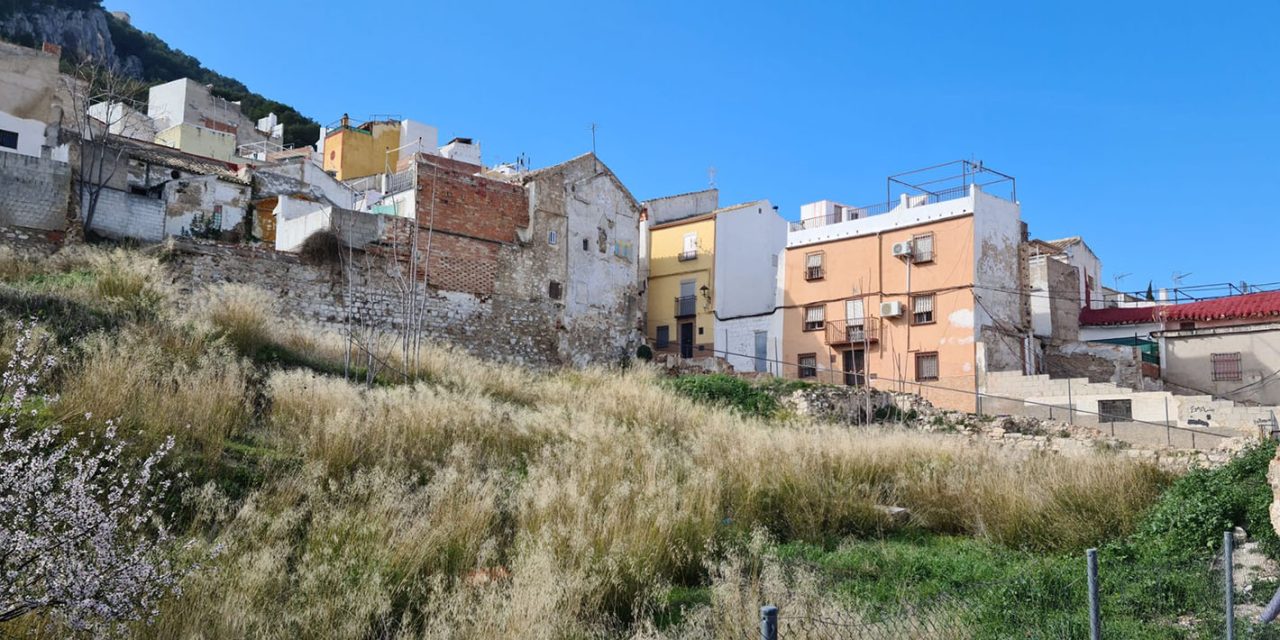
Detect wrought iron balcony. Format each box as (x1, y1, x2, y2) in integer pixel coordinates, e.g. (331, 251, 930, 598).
(677, 249, 698, 262)
(826, 318, 880, 346)
(675, 295, 698, 318)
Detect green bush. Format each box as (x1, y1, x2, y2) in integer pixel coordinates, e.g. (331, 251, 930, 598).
(665, 374, 778, 418)
(636, 344, 653, 361)
(1127, 439, 1278, 560)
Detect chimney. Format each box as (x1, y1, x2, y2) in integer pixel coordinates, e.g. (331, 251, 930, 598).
(341, 113, 350, 129)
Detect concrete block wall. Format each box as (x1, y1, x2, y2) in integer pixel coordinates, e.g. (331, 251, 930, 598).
(0, 151, 69, 231)
(985, 369, 1278, 435)
(89, 189, 165, 242)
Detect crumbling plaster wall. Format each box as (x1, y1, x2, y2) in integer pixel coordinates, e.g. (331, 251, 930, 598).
(161, 175, 249, 238)
(537, 156, 644, 367)
(972, 189, 1026, 377)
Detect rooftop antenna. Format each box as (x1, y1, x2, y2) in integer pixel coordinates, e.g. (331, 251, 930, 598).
(1113, 272, 1131, 292)
(589, 122, 598, 155)
(708, 165, 717, 189)
(1172, 271, 1192, 302)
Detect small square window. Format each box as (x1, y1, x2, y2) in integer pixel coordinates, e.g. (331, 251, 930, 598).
(1211, 353, 1242, 381)
(804, 252, 825, 280)
(0, 129, 17, 150)
(798, 353, 817, 378)
(655, 325, 669, 348)
(915, 352, 939, 382)
(803, 305, 825, 331)
(911, 294, 935, 325)
(548, 281, 562, 300)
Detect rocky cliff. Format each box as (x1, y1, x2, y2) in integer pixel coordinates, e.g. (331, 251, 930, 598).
(0, 4, 140, 75)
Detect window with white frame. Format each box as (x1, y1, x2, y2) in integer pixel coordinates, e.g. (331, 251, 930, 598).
(803, 305, 825, 331)
(911, 294, 935, 325)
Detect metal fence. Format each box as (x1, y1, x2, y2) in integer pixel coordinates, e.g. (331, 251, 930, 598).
(744, 534, 1280, 639)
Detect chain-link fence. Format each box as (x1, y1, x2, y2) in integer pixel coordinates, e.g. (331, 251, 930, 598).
(740, 534, 1280, 639)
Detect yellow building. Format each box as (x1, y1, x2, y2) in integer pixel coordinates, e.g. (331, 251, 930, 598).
(647, 211, 717, 357)
(153, 123, 236, 161)
(322, 114, 403, 181)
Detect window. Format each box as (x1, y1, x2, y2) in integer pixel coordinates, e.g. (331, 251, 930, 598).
(679, 232, 698, 261)
(1097, 399, 1133, 423)
(0, 129, 17, 150)
(798, 353, 818, 378)
(1211, 353, 1242, 382)
(548, 281, 562, 300)
(911, 294, 935, 325)
(915, 352, 939, 382)
(548, 230, 558, 245)
(912, 232, 934, 263)
(582, 238, 589, 251)
(803, 305, 825, 331)
(655, 325, 670, 348)
(805, 252, 825, 280)
(1179, 321, 1196, 331)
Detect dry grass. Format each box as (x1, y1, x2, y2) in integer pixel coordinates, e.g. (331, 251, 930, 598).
(4, 246, 1172, 638)
(186, 282, 278, 355)
(55, 327, 253, 461)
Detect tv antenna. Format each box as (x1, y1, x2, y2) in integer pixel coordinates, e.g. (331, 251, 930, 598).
(589, 122, 598, 155)
(1113, 272, 1131, 291)
(708, 165, 717, 189)
(1172, 271, 1192, 287)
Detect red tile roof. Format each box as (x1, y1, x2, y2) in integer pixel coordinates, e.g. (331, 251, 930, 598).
(1079, 290, 1280, 327)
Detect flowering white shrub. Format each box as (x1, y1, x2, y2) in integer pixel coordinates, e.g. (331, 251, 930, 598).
(0, 321, 191, 632)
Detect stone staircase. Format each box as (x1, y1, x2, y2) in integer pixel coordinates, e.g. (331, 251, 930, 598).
(983, 370, 1278, 437)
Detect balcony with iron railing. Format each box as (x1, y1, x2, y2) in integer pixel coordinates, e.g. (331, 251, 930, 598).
(826, 318, 880, 346)
(675, 295, 698, 318)
(677, 249, 699, 262)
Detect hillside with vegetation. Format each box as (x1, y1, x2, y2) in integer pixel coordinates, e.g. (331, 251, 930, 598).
(0, 243, 1278, 638)
(0, 0, 320, 147)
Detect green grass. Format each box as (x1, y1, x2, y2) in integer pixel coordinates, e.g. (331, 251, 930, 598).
(739, 441, 1280, 639)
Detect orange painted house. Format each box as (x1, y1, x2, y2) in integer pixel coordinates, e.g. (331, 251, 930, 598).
(781, 171, 1026, 412)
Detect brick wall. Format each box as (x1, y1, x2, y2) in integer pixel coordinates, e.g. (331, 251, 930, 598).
(0, 151, 69, 230)
(414, 154, 529, 243)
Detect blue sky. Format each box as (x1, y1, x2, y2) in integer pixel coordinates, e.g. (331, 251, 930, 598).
(107, 1, 1278, 293)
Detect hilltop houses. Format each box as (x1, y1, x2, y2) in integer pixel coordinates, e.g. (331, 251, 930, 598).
(0, 38, 1275, 436)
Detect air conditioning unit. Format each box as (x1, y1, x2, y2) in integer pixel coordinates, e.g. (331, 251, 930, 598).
(880, 301, 903, 317)
(891, 241, 914, 258)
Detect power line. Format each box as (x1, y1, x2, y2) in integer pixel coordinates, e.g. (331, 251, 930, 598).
(697, 345, 1239, 440)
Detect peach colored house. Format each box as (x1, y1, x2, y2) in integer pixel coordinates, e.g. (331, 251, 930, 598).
(781, 169, 1026, 412)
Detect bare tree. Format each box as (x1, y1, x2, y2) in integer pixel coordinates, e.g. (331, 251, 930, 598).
(62, 59, 147, 234)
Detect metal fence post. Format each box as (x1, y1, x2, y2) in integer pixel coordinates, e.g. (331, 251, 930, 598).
(1225, 531, 1235, 640)
(1068, 378, 1075, 426)
(1087, 548, 1101, 640)
(760, 605, 778, 640)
